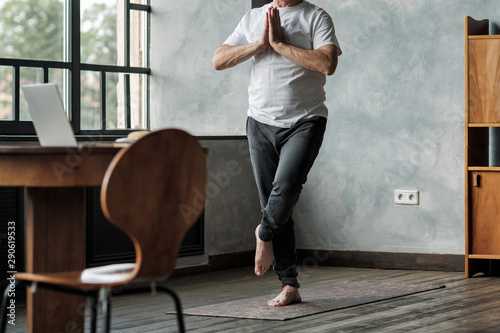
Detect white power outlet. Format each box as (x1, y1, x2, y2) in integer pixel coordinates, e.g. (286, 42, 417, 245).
(394, 190, 419, 205)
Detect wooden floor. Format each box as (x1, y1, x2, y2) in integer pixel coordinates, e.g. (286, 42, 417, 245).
(7, 266, 500, 332)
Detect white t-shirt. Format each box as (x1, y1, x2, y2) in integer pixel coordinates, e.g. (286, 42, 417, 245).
(224, 1, 341, 128)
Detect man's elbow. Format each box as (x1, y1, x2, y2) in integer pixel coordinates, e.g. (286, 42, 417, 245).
(324, 66, 335, 76)
(321, 63, 336, 76)
(324, 57, 338, 76)
(212, 53, 225, 71)
(212, 58, 224, 71)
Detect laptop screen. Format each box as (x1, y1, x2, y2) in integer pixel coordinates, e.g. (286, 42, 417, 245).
(22, 83, 78, 147)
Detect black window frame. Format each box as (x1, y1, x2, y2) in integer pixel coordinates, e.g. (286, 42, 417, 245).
(252, 0, 272, 8)
(0, 0, 151, 138)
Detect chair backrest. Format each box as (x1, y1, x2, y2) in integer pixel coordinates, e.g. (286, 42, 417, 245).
(100, 129, 206, 282)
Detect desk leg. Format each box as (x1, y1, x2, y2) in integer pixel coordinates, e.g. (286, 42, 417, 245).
(25, 187, 86, 333)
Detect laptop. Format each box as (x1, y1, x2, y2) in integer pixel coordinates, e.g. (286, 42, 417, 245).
(22, 83, 78, 147)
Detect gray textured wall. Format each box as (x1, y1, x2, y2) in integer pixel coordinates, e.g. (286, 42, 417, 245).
(151, 1, 500, 257)
(202, 139, 261, 255)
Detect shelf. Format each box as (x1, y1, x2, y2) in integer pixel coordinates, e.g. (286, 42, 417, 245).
(465, 17, 500, 278)
(468, 35, 500, 40)
(468, 167, 500, 171)
(468, 254, 500, 259)
(469, 123, 500, 127)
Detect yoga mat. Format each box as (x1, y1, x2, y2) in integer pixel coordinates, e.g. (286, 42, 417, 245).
(175, 281, 445, 321)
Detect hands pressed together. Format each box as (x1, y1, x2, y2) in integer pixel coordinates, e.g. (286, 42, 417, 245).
(258, 6, 284, 52)
(213, 4, 337, 75)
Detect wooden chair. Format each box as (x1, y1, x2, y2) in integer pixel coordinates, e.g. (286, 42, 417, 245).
(0, 129, 206, 332)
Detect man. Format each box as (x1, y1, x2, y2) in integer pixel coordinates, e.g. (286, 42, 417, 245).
(213, 0, 341, 307)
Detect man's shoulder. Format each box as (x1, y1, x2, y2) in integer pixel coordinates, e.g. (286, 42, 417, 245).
(237, 5, 268, 31)
(239, 4, 269, 24)
(299, 1, 333, 26)
(302, 1, 331, 17)
(247, 3, 271, 16)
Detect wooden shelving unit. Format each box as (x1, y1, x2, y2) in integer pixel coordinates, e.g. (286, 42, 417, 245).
(465, 16, 500, 277)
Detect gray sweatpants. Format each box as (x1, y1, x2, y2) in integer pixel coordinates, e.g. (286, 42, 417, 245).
(246, 116, 327, 288)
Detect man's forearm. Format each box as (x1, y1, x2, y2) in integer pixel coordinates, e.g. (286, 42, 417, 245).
(212, 43, 267, 71)
(272, 42, 338, 76)
(267, 6, 337, 76)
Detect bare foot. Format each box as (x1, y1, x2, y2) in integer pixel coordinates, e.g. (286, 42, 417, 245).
(254, 225, 274, 276)
(267, 285, 302, 307)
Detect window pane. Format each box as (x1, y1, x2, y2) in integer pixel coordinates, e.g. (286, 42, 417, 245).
(0, 66, 13, 120)
(105, 72, 122, 129)
(130, 9, 147, 68)
(81, 1, 119, 65)
(20, 67, 43, 120)
(130, 0, 147, 4)
(49, 68, 69, 117)
(0, 0, 65, 61)
(130, 73, 147, 129)
(110, 73, 146, 130)
(81, 70, 101, 130)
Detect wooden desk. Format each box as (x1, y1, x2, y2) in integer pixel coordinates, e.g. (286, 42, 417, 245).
(0, 143, 123, 332)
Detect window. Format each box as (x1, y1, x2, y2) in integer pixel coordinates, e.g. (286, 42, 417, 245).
(0, 0, 150, 136)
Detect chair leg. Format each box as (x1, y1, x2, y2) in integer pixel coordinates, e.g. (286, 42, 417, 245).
(100, 288, 112, 333)
(157, 285, 186, 333)
(89, 294, 98, 333)
(1, 282, 100, 333)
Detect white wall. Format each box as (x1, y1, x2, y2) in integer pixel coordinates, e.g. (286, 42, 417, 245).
(151, 0, 500, 256)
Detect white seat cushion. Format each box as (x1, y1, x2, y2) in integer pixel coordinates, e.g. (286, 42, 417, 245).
(80, 263, 136, 284)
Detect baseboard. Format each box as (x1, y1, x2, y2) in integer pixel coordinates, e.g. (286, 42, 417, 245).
(172, 251, 255, 277)
(172, 250, 465, 277)
(297, 249, 465, 272)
